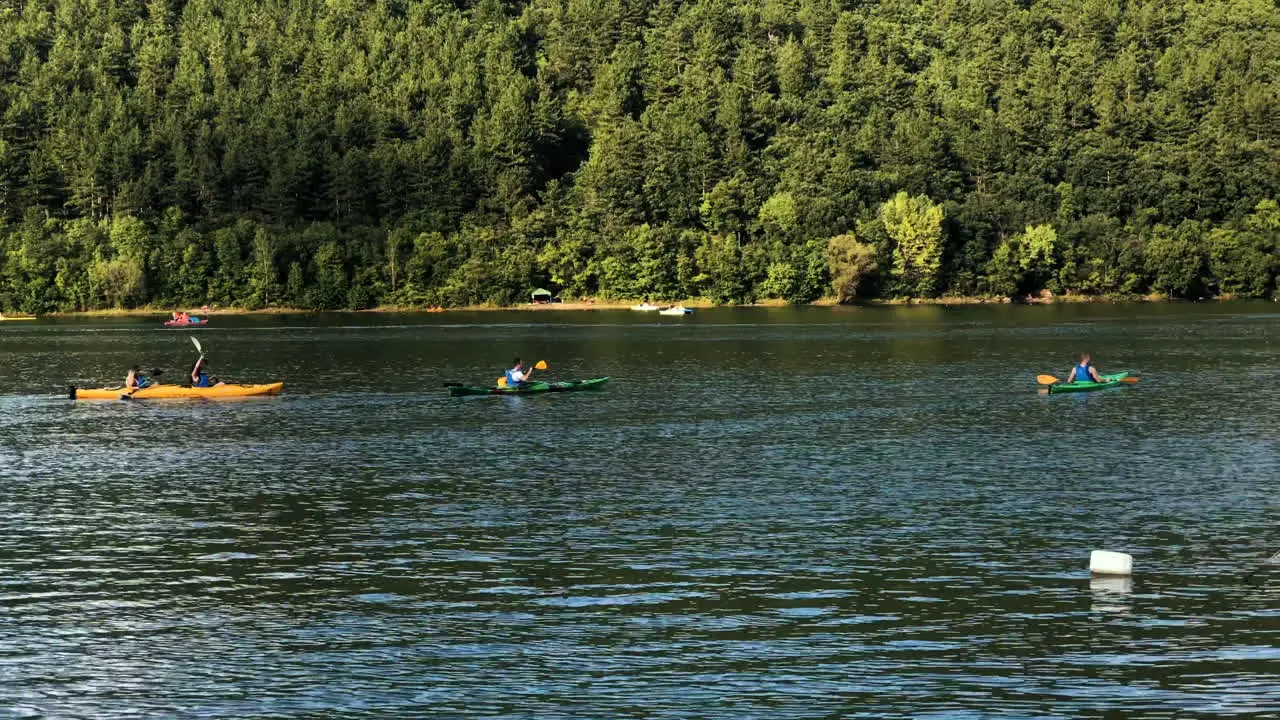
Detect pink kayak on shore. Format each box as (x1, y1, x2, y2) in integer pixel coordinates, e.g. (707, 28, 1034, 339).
(163, 319, 208, 327)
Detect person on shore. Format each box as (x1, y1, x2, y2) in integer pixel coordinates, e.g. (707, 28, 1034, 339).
(505, 358, 535, 387)
(1067, 353, 1104, 383)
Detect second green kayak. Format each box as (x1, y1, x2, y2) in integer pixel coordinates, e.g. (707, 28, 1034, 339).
(1047, 372, 1131, 394)
(448, 377, 610, 397)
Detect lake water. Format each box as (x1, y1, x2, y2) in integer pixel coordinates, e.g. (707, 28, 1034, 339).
(1, 304, 1277, 718)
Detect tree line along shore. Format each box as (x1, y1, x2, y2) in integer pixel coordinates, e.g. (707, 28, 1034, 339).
(1, 0, 1277, 315)
(21, 292, 1268, 320)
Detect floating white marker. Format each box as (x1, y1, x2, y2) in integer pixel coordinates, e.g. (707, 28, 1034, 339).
(1090, 550, 1133, 576)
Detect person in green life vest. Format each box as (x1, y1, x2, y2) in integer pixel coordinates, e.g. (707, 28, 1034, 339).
(1067, 353, 1104, 383)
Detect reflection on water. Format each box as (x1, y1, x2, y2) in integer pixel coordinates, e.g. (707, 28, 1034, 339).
(0, 304, 1277, 717)
(1089, 576, 1134, 615)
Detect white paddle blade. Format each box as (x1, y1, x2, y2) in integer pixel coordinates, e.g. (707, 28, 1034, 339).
(191, 336, 203, 355)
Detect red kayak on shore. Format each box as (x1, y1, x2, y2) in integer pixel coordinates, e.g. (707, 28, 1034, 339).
(163, 319, 208, 327)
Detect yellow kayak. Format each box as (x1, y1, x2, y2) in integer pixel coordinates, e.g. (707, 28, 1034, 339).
(70, 382, 285, 400)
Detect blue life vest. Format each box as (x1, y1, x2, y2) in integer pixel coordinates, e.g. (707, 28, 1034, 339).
(194, 372, 210, 388)
(136, 375, 152, 389)
(1074, 363, 1094, 383)
(505, 368, 523, 387)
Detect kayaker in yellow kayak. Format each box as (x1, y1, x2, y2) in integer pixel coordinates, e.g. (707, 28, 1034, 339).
(1066, 353, 1104, 383)
(125, 366, 156, 390)
(190, 357, 222, 388)
(505, 358, 537, 387)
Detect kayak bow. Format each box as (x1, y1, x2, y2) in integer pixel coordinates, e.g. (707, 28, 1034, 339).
(448, 377, 610, 397)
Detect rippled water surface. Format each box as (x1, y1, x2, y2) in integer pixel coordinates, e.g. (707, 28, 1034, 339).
(1, 304, 1277, 718)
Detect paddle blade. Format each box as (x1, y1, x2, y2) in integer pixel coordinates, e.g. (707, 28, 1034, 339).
(191, 337, 203, 355)
(1119, 376, 1140, 384)
(497, 377, 508, 387)
(534, 360, 549, 370)
(1036, 374, 1060, 385)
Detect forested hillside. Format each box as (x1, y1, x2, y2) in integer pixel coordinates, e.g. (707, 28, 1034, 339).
(1, 0, 1277, 311)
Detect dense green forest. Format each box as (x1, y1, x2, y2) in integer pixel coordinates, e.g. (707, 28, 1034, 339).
(1, 0, 1277, 311)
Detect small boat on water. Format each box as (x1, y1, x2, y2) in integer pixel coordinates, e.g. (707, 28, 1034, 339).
(446, 377, 610, 397)
(70, 382, 285, 400)
(631, 303, 661, 312)
(659, 306, 693, 316)
(1045, 372, 1134, 394)
(164, 319, 208, 327)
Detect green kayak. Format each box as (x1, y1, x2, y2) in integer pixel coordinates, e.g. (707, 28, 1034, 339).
(1047, 372, 1131, 394)
(447, 377, 610, 397)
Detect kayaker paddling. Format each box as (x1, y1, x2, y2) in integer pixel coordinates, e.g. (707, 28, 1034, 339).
(449, 376, 609, 397)
(125, 366, 151, 390)
(505, 358, 536, 388)
(1066, 353, 1104, 384)
(191, 357, 222, 388)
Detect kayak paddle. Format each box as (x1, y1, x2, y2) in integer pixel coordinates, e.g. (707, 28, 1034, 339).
(497, 360, 549, 387)
(191, 336, 204, 358)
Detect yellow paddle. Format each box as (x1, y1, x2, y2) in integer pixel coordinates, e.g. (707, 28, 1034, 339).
(1037, 374, 1139, 385)
(497, 360, 549, 387)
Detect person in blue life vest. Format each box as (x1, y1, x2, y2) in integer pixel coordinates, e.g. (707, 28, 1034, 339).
(189, 357, 224, 387)
(1067, 353, 1104, 383)
(505, 358, 536, 387)
(125, 366, 156, 390)
(191, 356, 211, 387)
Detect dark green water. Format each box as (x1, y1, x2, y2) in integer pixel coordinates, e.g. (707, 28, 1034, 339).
(1, 304, 1277, 718)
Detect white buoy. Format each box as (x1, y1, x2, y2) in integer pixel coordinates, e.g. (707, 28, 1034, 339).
(1090, 550, 1133, 576)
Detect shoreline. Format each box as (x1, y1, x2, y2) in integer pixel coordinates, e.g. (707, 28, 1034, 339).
(19, 292, 1253, 318)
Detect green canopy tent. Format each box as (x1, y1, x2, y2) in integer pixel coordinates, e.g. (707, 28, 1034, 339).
(530, 288, 554, 304)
